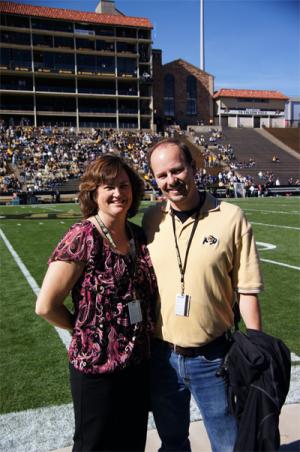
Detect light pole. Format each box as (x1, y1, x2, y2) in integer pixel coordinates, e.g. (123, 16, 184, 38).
(200, 0, 205, 71)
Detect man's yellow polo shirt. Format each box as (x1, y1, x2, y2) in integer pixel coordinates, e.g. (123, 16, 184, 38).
(143, 193, 263, 347)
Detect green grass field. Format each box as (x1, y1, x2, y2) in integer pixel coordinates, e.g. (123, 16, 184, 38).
(0, 197, 299, 415)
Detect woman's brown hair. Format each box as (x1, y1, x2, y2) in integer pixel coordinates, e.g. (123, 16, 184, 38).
(79, 154, 144, 219)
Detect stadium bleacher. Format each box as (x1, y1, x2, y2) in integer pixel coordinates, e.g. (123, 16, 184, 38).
(214, 128, 299, 185)
(265, 128, 300, 153)
(1, 124, 299, 204)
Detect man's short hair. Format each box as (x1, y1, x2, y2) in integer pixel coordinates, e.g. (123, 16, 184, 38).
(148, 138, 194, 168)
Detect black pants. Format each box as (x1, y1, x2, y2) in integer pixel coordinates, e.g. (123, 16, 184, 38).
(69, 361, 150, 452)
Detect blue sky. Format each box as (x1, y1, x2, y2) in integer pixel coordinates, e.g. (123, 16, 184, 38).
(17, 0, 300, 96)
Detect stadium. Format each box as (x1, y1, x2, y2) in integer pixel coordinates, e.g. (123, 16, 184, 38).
(0, 0, 300, 451)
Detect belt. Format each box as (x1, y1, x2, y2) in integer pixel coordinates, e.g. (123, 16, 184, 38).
(160, 334, 228, 357)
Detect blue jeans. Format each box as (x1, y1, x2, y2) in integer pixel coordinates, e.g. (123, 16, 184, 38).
(151, 339, 237, 452)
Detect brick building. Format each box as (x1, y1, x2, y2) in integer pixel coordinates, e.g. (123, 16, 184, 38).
(0, 0, 153, 130)
(152, 49, 214, 130)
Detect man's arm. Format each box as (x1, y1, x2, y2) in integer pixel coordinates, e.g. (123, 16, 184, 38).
(239, 294, 262, 331)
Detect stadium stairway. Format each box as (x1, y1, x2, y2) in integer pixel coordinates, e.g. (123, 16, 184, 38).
(219, 128, 300, 184)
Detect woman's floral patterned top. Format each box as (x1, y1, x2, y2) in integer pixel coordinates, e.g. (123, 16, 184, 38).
(49, 220, 157, 374)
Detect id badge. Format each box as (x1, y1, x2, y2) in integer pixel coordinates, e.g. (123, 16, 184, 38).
(128, 300, 143, 324)
(175, 294, 190, 317)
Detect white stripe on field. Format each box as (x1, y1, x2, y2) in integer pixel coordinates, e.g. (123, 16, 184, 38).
(0, 228, 71, 349)
(243, 208, 300, 215)
(252, 222, 300, 231)
(260, 258, 300, 271)
(41, 205, 64, 211)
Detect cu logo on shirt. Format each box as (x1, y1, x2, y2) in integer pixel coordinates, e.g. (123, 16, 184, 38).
(202, 235, 218, 246)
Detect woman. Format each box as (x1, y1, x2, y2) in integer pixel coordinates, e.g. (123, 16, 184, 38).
(36, 155, 157, 451)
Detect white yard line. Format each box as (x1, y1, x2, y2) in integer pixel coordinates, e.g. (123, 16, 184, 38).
(252, 222, 300, 231)
(260, 258, 300, 271)
(244, 208, 300, 215)
(41, 205, 64, 212)
(0, 228, 71, 349)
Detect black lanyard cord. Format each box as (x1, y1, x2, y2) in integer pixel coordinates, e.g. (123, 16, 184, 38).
(171, 207, 201, 295)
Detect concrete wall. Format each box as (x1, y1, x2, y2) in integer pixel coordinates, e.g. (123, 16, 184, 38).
(238, 116, 253, 127)
(228, 116, 237, 127)
(260, 117, 270, 127)
(271, 117, 285, 127)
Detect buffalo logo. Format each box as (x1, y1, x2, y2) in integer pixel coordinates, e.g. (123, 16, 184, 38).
(202, 235, 218, 246)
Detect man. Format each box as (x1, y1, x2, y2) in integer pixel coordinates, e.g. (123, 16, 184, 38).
(142, 139, 263, 452)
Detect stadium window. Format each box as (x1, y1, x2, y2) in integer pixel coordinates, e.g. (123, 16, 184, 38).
(96, 40, 114, 52)
(138, 29, 150, 39)
(0, 31, 30, 45)
(116, 27, 136, 38)
(1, 14, 29, 28)
(54, 36, 74, 49)
(164, 74, 175, 116)
(32, 18, 73, 33)
(11, 49, 31, 68)
(76, 38, 95, 51)
(94, 25, 115, 36)
(186, 75, 197, 115)
(33, 34, 53, 47)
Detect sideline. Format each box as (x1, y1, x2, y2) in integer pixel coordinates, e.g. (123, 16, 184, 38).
(0, 228, 71, 349)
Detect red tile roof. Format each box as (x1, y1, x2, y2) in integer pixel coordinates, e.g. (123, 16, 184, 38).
(213, 88, 288, 100)
(0, 1, 153, 28)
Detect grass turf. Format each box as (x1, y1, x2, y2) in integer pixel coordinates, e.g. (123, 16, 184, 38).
(0, 197, 299, 414)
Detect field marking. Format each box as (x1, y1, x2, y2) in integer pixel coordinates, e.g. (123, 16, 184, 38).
(252, 222, 300, 231)
(0, 228, 71, 349)
(260, 258, 300, 271)
(244, 208, 300, 215)
(256, 241, 276, 251)
(41, 205, 64, 212)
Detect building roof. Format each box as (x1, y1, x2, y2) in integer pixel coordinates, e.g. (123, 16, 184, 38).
(0, 1, 153, 28)
(213, 88, 288, 100)
(164, 59, 214, 78)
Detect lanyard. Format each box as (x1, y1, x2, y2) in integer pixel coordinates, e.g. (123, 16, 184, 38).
(95, 214, 117, 249)
(171, 207, 201, 295)
(95, 214, 139, 298)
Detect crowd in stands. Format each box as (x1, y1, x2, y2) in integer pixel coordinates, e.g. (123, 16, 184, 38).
(0, 123, 299, 200)
(0, 123, 160, 194)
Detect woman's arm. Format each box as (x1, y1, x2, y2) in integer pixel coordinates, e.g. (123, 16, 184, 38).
(36, 260, 85, 330)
